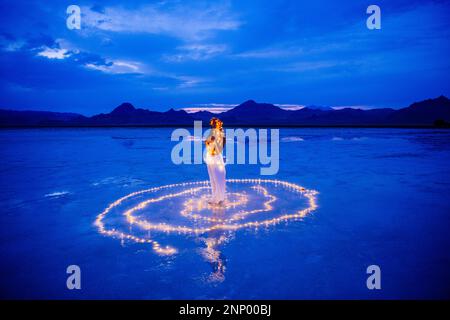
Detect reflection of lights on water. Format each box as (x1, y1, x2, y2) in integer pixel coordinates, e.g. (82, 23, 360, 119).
(200, 234, 229, 282)
(95, 179, 318, 256)
(181, 191, 249, 222)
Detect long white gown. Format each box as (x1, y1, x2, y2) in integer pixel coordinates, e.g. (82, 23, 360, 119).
(205, 128, 226, 203)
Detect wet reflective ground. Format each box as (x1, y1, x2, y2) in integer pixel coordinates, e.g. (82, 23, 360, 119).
(0, 128, 449, 299)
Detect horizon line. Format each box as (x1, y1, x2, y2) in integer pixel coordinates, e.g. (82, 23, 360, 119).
(5, 95, 450, 115)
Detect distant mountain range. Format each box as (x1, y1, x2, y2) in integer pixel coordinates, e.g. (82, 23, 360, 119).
(1, 96, 450, 127)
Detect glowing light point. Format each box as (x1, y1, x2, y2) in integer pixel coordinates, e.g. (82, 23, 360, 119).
(95, 179, 318, 255)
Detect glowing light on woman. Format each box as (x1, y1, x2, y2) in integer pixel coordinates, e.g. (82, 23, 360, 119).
(205, 117, 226, 206)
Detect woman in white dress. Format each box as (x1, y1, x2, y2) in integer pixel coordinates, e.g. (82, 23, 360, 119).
(205, 117, 226, 205)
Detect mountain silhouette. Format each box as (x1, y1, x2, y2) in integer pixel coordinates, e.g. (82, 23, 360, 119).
(81, 105, 193, 125)
(387, 95, 450, 125)
(1, 96, 449, 127)
(218, 100, 290, 124)
(110, 102, 136, 115)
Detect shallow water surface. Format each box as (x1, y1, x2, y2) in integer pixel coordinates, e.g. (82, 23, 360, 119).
(0, 128, 449, 299)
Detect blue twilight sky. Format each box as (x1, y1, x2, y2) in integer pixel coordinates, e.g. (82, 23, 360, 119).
(0, 0, 449, 114)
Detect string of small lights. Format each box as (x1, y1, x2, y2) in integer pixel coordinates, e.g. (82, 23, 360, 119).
(95, 179, 318, 255)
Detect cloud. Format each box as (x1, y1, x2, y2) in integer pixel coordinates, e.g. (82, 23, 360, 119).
(181, 103, 237, 113)
(37, 46, 71, 59)
(164, 44, 228, 62)
(270, 61, 340, 73)
(32, 38, 145, 75)
(174, 75, 206, 89)
(2, 40, 26, 52)
(277, 104, 306, 111)
(235, 47, 304, 59)
(81, 3, 241, 41)
(332, 105, 374, 110)
(35, 38, 76, 60)
(181, 106, 231, 113)
(1, 32, 56, 54)
(36, 39, 206, 87)
(85, 60, 142, 74)
(1, 0, 448, 111)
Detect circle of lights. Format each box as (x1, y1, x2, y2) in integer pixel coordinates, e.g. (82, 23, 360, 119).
(95, 179, 318, 255)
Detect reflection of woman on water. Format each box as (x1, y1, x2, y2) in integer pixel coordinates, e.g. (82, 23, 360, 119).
(205, 117, 226, 205)
(201, 205, 228, 282)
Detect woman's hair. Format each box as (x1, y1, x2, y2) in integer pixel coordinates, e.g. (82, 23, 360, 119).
(209, 117, 223, 129)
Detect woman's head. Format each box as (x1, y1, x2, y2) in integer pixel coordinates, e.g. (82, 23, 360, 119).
(209, 117, 223, 129)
